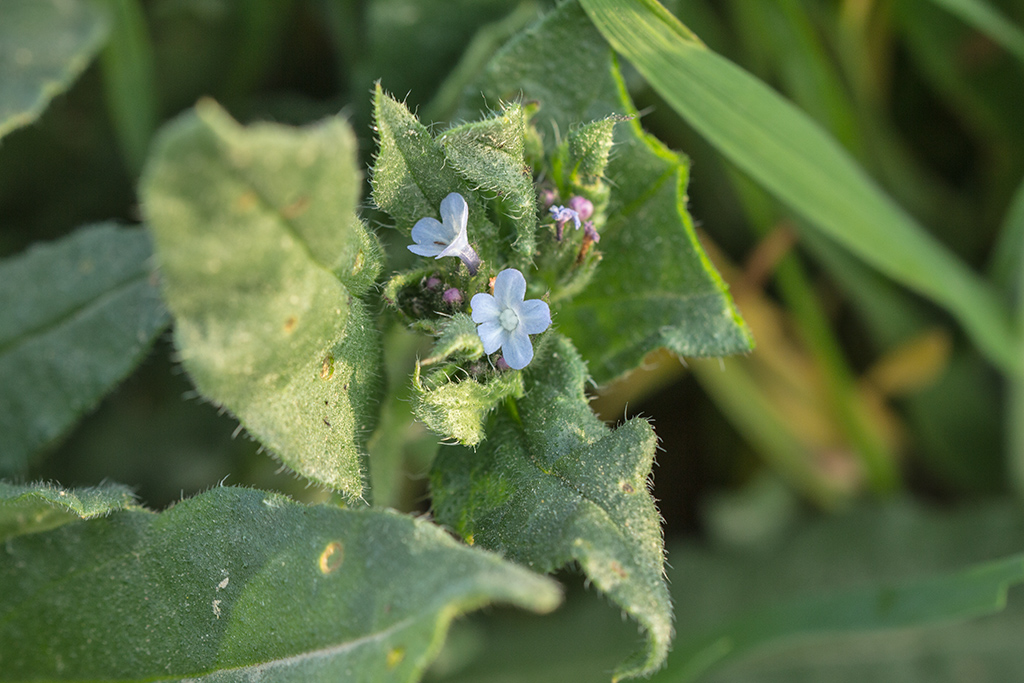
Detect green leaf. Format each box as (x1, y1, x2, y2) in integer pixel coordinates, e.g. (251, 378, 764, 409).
(0, 0, 110, 140)
(0, 486, 561, 681)
(142, 100, 383, 499)
(0, 223, 168, 476)
(438, 103, 537, 260)
(578, 0, 1020, 376)
(371, 86, 502, 268)
(410, 314, 524, 447)
(458, 1, 752, 383)
(0, 480, 138, 541)
(431, 334, 672, 680)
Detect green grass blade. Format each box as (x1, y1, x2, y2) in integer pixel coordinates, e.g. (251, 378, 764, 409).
(579, 0, 1020, 375)
(96, 0, 158, 175)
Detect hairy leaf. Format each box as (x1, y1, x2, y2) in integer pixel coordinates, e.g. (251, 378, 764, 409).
(0, 480, 138, 541)
(0, 0, 110, 139)
(0, 223, 168, 475)
(142, 100, 383, 499)
(439, 103, 537, 260)
(411, 314, 523, 446)
(431, 334, 671, 680)
(371, 86, 502, 268)
(0, 486, 561, 681)
(458, 1, 752, 383)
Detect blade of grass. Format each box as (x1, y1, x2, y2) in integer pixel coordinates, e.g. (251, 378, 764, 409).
(579, 0, 1020, 376)
(97, 0, 158, 175)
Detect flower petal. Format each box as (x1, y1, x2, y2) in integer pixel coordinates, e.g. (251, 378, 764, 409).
(470, 293, 501, 323)
(440, 192, 468, 233)
(501, 327, 534, 369)
(518, 299, 551, 335)
(493, 268, 526, 310)
(409, 217, 451, 256)
(476, 320, 507, 355)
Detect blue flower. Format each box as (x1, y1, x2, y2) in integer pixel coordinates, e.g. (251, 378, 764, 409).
(470, 268, 551, 370)
(549, 205, 580, 241)
(409, 192, 480, 274)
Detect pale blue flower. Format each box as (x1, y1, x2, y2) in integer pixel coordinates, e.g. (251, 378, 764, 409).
(470, 268, 551, 370)
(409, 192, 480, 274)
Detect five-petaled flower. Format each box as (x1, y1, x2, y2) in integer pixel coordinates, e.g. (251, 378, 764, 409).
(409, 192, 480, 274)
(471, 268, 551, 370)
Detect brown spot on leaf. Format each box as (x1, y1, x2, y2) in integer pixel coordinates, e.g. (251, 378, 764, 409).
(284, 316, 297, 333)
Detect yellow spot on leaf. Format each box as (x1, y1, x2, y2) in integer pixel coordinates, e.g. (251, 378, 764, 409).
(235, 191, 258, 213)
(284, 316, 298, 333)
(318, 541, 344, 574)
(320, 355, 335, 380)
(386, 647, 405, 669)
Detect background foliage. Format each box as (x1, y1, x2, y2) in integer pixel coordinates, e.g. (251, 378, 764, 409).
(3, 0, 1024, 680)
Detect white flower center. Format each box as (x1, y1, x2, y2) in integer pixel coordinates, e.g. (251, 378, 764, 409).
(499, 308, 519, 331)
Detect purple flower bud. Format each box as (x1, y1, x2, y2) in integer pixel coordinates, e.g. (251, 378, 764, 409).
(442, 287, 463, 306)
(568, 196, 594, 221)
(424, 276, 442, 291)
(549, 205, 580, 241)
(495, 356, 511, 371)
(583, 221, 600, 243)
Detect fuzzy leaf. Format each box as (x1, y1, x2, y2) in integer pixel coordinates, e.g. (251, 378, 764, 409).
(371, 86, 502, 267)
(438, 103, 537, 259)
(431, 334, 671, 680)
(142, 100, 382, 499)
(0, 481, 138, 541)
(0, 486, 561, 681)
(0, 223, 168, 475)
(0, 0, 110, 139)
(458, 2, 752, 384)
(411, 314, 524, 446)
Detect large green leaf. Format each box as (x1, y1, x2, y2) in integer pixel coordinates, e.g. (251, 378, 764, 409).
(431, 334, 671, 680)
(0, 223, 168, 475)
(578, 0, 1020, 376)
(458, 1, 752, 384)
(142, 100, 383, 500)
(0, 486, 561, 681)
(0, 0, 110, 140)
(0, 480, 138, 542)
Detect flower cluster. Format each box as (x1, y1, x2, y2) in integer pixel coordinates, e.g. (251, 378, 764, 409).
(408, 194, 551, 369)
